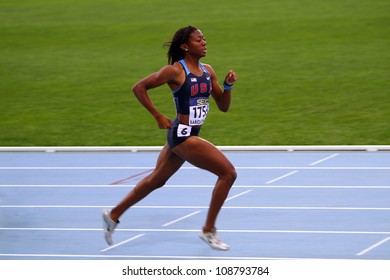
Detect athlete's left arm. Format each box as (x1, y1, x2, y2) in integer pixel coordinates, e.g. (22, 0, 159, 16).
(204, 64, 238, 112)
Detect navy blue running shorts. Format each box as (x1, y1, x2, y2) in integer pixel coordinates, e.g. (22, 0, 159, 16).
(167, 118, 201, 148)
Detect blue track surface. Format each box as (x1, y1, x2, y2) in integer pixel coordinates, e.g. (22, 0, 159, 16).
(0, 151, 389, 260)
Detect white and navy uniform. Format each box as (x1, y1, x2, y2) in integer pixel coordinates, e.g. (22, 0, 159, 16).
(167, 59, 212, 148)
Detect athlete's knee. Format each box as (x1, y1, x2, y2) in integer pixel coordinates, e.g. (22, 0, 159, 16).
(141, 175, 167, 191)
(221, 166, 237, 184)
(229, 168, 238, 183)
(232, 168, 238, 182)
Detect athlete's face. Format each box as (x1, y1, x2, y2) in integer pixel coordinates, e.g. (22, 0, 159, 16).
(187, 29, 207, 57)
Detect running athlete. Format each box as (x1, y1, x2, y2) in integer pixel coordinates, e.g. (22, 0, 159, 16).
(103, 25, 238, 251)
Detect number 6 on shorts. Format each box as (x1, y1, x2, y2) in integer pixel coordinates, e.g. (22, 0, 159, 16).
(177, 124, 192, 137)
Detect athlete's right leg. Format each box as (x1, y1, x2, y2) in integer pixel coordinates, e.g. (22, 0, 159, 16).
(110, 144, 185, 221)
(103, 144, 185, 245)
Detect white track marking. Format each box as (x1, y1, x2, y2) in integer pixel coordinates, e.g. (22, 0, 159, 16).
(310, 153, 339, 166)
(0, 253, 320, 260)
(1, 227, 390, 235)
(1, 166, 389, 170)
(2, 205, 390, 211)
(356, 237, 390, 256)
(100, 234, 145, 252)
(266, 171, 298, 184)
(1, 184, 390, 189)
(225, 190, 253, 202)
(162, 211, 201, 227)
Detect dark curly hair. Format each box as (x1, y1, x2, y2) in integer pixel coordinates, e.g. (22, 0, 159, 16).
(164, 25, 198, 65)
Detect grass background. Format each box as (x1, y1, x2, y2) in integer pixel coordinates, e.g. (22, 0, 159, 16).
(0, 0, 389, 146)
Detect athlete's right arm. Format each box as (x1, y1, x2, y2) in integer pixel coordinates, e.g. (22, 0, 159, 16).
(132, 65, 181, 129)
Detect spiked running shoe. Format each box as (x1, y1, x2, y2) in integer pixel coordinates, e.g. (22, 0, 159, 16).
(102, 209, 119, 245)
(199, 229, 230, 251)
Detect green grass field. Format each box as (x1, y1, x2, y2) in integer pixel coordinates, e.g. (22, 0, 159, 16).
(1, 0, 389, 146)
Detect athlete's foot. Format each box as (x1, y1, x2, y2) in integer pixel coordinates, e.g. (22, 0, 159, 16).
(199, 228, 229, 251)
(102, 209, 119, 245)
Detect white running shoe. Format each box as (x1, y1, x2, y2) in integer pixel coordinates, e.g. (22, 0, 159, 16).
(102, 209, 119, 245)
(199, 229, 230, 251)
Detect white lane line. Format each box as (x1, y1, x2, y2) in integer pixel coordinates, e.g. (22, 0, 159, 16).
(266, 171, 298, 184)
(0, 253, 313, 260)
(356, 236, 390, 256)
(162, 211, 201, 227)
(100, 234, 145, 252)
(1, 166, 389, 170)
(1, 227, 390, 235)
(0, 167, 151, 170)
(310, 153, 339, 166)
(1, 184, 390, 189)
(3, 205, 390, 210)
(225, 190, 253, 202)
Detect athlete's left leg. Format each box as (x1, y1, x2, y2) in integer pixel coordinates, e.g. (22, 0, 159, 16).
(110, 144, 185, 221)
(172, 136, 237, 233)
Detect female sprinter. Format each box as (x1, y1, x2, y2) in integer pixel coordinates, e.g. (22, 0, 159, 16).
(103, 25, 238, 250)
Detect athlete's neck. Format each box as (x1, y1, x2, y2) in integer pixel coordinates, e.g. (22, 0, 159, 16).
(184, 56, 202, 75)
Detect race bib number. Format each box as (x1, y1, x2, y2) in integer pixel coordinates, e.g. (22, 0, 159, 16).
(189, 98, 209, 126)
(177, 124, 192, 137)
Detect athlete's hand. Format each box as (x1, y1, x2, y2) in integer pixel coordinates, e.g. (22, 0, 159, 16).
(155, 115, 172, 129)
(224, 70, 238, 86)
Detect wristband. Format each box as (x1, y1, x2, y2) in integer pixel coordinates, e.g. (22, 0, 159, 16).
(223, 82, 233, 90)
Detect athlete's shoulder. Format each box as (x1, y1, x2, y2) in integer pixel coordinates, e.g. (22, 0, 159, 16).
(161, 62, 185, 86)
(157, 62, 182, 77)
(172, 61, 185, 71)
(201, 63, 216, 77)
(201, 63, 214, 71)
(161, 62, 184, 75)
